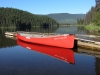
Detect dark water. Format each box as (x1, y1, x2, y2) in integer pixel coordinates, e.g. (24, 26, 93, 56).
(0, 26, 100, 75)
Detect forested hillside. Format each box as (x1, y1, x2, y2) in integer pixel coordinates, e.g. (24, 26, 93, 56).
(0, 7, 59, 28)
(77, 0, 100, 26)
(47, 13, 85, 24)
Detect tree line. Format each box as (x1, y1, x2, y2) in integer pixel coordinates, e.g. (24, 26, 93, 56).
(77, 0, 100, 26)
(0, 7, 59, 28)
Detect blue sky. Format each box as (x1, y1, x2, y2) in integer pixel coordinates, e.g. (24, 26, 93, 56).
(0, 0, 95, 14)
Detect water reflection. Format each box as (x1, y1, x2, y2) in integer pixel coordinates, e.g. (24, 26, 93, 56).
(55, 26, 86, 34)
(1, 25, 100, 36)
(0, 26, 100, 75)
(95, 57, 100, 75)
(0, 26, 59, 48)
(0, 27, 59, 34)
(55, 26, 100, 35)
(17, 39, 75, 65)
(0, 30, 17, 48)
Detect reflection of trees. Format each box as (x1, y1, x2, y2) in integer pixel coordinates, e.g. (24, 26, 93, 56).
(0, 28, 17, 48)
(39, 24, 59, 33)
(0, 28, 17, 32)
(77, 26, 86, 32)
(0, 26, 59, 48)
(16, 24, 59, 33)
(74, 48, 100, 75)
(1, 24, 59, 33)
(84, 29, 100, 35)
(77, 26, 100, 35)
(0, 37, 17, 48)
(0, 24, 59, 33)
(95, 57, 100, 75)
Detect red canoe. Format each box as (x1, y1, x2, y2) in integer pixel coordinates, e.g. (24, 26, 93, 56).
(16, 32, 75, 48)
(17, 39, 75, 64)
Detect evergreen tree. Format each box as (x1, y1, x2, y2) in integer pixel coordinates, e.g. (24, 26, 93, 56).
(0, 7, 59, 28)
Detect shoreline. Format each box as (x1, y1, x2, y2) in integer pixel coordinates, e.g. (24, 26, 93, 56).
(85, 25, 100, 31)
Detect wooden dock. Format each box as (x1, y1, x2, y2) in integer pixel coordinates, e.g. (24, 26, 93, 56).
(76, 41, 100, 50)
(5, 32, 100, 50)
(5, 32, 16, 36)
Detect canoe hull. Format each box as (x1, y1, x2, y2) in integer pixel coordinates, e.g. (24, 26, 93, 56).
(16, 33, 75, 48)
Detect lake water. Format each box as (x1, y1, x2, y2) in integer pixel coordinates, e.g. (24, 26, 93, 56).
(0, 26, 100, 75)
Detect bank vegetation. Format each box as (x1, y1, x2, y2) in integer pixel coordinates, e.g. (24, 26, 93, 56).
(77, 0, 100, 31)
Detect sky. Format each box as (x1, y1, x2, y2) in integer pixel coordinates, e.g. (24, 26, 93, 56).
(0, 0, 95, 15)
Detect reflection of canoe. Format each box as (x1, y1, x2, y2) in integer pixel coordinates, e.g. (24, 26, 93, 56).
(16, 33, 75, 48)
(17, 39, 75, 64)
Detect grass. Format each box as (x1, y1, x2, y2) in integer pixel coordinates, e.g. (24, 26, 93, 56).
(85, 25, 100, 31)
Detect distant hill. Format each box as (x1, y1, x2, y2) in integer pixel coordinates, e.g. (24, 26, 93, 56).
(46, 13, 85, 24)
(0, 7, 59, 28)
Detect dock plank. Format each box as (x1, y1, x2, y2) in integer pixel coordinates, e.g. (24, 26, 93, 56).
(78, 41, 100, 50)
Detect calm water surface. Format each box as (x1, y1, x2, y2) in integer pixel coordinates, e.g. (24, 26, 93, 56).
(55, 26, 86, 34)
(0, 26, 100, 75)
(0, 45, 96, 75)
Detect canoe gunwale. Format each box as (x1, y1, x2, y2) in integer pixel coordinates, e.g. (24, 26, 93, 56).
(17, 33, 70, 38)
